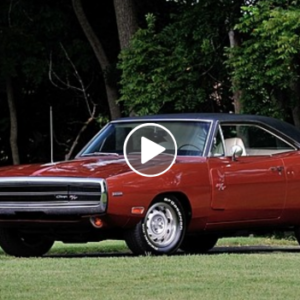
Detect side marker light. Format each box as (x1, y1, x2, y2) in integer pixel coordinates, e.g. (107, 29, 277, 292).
(131, 207, 145, 215)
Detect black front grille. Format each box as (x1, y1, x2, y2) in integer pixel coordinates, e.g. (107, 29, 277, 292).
(0, 177, 106, 207)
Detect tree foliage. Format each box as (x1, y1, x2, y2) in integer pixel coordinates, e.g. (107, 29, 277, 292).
(226, 0, 300, 125)
(118, 1, 236, 115)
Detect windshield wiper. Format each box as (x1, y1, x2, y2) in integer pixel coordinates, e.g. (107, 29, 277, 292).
(81, 152, 120, 157)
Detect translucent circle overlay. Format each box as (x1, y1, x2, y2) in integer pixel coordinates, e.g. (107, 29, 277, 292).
(123, 123, 177, 177)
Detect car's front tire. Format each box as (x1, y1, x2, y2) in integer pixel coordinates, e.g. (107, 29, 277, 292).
(125, 196, 186, 255)
(0, 228, 54, 257)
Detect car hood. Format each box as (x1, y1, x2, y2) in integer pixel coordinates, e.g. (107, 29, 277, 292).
(0, 157, 131, 179)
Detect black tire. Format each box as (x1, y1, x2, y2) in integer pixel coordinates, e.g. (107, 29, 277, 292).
(180, 234, 218, 254)
(0, 228, 54, 257)
(295, 228, 300, 245)
(125, 195, 186, 255)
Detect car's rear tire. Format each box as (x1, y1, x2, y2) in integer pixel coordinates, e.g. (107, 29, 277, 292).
(294, 228, 300, 245)
(0, 228, 54, 257)
(180, 234, 218, 254)
(125, 196, 186, 255)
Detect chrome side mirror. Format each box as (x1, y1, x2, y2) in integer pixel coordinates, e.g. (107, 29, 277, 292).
(231, 145, 243, 161)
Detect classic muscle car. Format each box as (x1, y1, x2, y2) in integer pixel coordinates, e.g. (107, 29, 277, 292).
(1, 113, 300, 257)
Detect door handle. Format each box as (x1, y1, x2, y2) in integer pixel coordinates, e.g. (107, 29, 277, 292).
(270, 166, 284, 173)
(277, 166, 284, 173)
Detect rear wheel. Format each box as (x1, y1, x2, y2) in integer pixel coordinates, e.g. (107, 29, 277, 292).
(180, 234, 218, 254)
(125, 196, 186, 255)
(294, 228, 300, 245)
(0, 228, 54, 257)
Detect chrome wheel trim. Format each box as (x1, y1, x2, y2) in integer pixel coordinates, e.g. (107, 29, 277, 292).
(144, 202, 181, 249)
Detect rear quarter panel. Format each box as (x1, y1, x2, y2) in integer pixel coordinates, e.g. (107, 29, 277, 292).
(280, 151, 300, 224)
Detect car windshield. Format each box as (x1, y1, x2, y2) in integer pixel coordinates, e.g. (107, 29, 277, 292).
(80, 121, 211, 157)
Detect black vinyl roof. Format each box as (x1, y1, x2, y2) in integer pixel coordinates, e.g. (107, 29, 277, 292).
(114, 113, 300, 145)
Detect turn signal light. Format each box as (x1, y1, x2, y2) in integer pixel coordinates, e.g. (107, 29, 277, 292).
(90, 217, 104, 228)
(131, 207, 145, 215)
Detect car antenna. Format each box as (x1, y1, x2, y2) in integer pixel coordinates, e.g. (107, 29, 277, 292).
(50, 106, 54, 163)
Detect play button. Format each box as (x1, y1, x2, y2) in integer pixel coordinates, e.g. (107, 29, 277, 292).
(141, 137, 166, 164)
(123, 123, 177, 177)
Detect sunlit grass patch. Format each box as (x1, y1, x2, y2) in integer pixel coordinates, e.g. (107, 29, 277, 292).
(1, 251, 300, 300)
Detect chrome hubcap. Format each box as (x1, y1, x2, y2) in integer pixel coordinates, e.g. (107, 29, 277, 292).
(144, 202, 180, 248)
(151, 213, 166, 235)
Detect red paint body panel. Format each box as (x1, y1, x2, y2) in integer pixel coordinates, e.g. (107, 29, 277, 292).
(208, 156, 286, 223)
(106, 157, 211, 230)
(278, 152, 300, 225)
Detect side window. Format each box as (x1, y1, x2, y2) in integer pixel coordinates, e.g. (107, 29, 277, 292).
(220, 124, 295, 156)
(210, 128, 225, 157)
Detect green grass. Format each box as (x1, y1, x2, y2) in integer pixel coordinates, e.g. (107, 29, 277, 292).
(48, 240, 130, 256)
(44, 236, 298, 256)
(217, 236, 298, 247)
(0, 238, 299, 300)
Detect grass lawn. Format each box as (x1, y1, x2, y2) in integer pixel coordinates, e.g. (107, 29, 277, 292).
(0, 237, 299, 300)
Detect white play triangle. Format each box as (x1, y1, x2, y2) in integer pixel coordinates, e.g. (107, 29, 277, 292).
(141, 137, 166, 164)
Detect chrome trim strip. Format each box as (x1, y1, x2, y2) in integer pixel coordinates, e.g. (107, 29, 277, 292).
(80, 119, 214, 158)
(0, 177, 104, 184)
(110, 118, 214, 123)
(0, 191, 101, 196)
(0, 202, 103, 209)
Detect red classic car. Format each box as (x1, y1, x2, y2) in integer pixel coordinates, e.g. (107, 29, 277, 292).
(1, 113, 300, 257)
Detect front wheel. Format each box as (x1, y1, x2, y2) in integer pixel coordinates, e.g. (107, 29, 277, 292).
(125, 196, 186, 255)
(0, 228, 54, 257)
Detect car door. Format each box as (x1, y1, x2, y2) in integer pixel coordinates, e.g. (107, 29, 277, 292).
(208, 123, 291, 223)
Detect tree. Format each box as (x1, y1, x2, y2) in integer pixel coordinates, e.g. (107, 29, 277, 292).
(49, 43, 98, 160)
(114, 0, 138, 50)
(0, 1, 48, 164)
(226, 0, 300, 127)
(118, 1, 239, 115)
(0, 0, 163, 165)
(72, 0, 121, 120)
(5, 76, 19, 164)
(0, 0, 102, 165)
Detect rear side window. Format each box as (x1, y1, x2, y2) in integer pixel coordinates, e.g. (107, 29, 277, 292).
(211, 123, 295, 156)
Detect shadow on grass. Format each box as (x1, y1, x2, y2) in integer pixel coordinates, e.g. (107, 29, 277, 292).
(44, 245, 300, 258)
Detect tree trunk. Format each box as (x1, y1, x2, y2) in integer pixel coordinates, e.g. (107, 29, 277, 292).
(290, 80, 300, 129)
(72, 0, 121, 120)
(229, 29, 242, 114)
(6, 76, 20, 165)
(292, 106, 300, 129)
(114, 0, 138, 117)
(113, 0, 138, 50)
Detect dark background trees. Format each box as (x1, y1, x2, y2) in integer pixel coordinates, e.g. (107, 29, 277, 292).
(0, 0, 117, 165)
(227, 1, 300, 127)
(0, 0, 299, 166)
